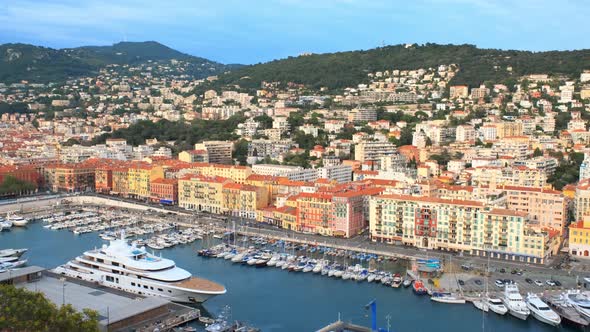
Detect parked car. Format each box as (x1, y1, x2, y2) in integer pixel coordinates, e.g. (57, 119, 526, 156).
(458, 279, 465, 286)
(499, 268, 506, 273)
(553, 280, 562, 287)
(534, 280, 543, 287)
(546, 280, 556, 286)
(495, 279, 504, 287)
(474, 279, 483, 285)
(525, 278, 533, 284)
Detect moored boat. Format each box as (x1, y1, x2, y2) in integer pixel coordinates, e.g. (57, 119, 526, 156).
(430, 292, 465, 304)
(412, 280, 427, 295)
(526, 293, 561, 326)
(502, 284, 530, 320)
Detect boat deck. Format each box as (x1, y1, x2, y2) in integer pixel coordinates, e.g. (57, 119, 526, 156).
(174, 277, 226, 293)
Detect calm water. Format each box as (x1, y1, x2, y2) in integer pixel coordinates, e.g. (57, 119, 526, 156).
(0, 222, 577, 332)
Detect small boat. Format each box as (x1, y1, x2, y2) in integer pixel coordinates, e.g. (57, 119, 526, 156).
(367, 273, 376, 283)
(0, 259, 27, 270)
(321, 265, 331, 276)
(183, 327, 197, 332)
(356, 269, 369, 282)
(473, 300, 489, 312)
(303, 263, 314, 273)
(526, 293, 561, 326)
(0, 248, 27, 259)
(391, 274, 403, 288)
(412, 280, 427, 295)
(431, 292, 466, 304)
(402, 279, 412, 288)
(487, 297, 508, 315)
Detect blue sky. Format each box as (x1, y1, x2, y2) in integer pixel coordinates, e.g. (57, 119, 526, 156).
(0, 0, 588, 64)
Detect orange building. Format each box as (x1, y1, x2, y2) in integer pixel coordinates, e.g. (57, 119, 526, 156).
(150, 178, 178, 204)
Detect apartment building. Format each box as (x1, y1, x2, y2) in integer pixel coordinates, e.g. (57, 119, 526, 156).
(369, 195, 550, 263)
(194, 141, 233, 165)
(500, 185, 567, 234)
(178, 175, 230, 213)
(178, 150, 209, 163)
(569, 215, 590, 258)
(354, 141, 396, 162)
(222, 183, 269, 219)
(150, 178, 178, 204)
(252, 164, 318, 182)
(317, 165, 353, 183)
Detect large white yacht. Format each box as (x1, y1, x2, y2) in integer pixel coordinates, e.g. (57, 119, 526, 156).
(526, 293, 561, 326)
(53, 234, 226, 303)
(566, 290, 590, 320)
(502, 284, 530, 320)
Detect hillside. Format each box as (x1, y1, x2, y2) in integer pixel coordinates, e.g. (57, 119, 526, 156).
(217, 43, 590, 89)
(0, 41, 236, 83)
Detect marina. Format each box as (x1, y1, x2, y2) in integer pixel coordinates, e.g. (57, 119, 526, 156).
(0, 210, 588, 331)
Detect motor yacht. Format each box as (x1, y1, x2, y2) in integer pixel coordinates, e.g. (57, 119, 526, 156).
(7, 214, 28, 227)
(502, 284, 530, 320)
(526, 293, 561, 326)
(566, 290, 590, 321)
(486, 297, 508, 315)
(53, 234, 226, 303)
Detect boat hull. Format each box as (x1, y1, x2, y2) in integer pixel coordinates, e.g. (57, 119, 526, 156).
(53, 265, 224, 304)
(508, 309, 529, 320)
(530, 310, 561, 326)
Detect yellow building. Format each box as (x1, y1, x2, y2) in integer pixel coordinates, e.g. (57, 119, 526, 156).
(178, 175, 229, 214)
(245, 174, 288, 203)
(569, 215, 590, 258)
(127, 164, 164, 200)
(191, 163, 252, 184)
(222, 183, 269, 219)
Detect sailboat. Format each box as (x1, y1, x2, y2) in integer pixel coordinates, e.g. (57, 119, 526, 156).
(430, 255, 465, 304)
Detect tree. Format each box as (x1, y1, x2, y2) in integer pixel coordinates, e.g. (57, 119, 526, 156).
(0, 176, 36, 197)
(253, 114, 273, 129)
(232, 139, 249, 165)
(533, 147, 543, 157)
(0, 283, 99, 331)
(62, 138, 81, 146)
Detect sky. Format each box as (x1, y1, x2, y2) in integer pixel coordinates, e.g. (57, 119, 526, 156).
(0, 0, 589, 65)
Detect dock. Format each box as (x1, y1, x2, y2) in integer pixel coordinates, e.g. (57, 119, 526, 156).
(316, 320, 372, 332)
(5, 267, 200, 332)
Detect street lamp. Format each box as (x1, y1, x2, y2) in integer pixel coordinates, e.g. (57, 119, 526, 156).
(61, 278, 67, 306)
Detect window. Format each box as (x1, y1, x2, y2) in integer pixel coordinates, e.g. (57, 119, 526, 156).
(131, 282, 136, 286)
(144, 285, 148, 289)
(158, 288, 163, 292)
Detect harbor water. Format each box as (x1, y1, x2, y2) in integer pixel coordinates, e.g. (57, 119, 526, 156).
(0, 222, 580, 331)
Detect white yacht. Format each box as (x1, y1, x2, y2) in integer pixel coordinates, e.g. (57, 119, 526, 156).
(7, 214, 28, 227)
(566, 290, 590, 320)
(53, 234, 226, 303)
(486, 297, 508, 315)
(502, 284, 530, 320)
(526, 293, 561, 326)
(431, 292, 466, 304)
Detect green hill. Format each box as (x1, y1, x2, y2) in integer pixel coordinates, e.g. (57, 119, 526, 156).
(217, 43, 590, 89)
(0, 41, 236, 83)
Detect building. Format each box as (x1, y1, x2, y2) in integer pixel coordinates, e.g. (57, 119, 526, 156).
(252, 164, 318, 182)
(317, 165, 352, 183)
(569, 215, 590, 258)
(150, 178, 178, 204)
(178, 175, 230, 213)
(222, 183, 269, 219)
(189, 163, 252, 184)
(127, 164, 164, 200)
(456, 125, 476, 143)
(348, 108, 377, 123)
(449, 85, 469, 99)
(369, 194, 550, 263)
(194, 141, 233, 165)
(500, 185, 568, 234)
(178, 150, 209, 163)
(354, 141, 396, 162)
